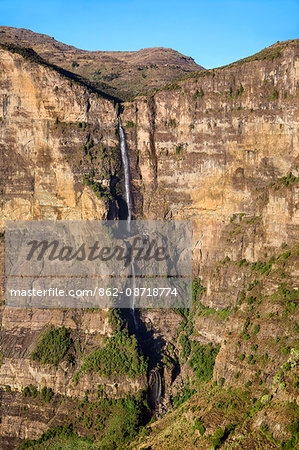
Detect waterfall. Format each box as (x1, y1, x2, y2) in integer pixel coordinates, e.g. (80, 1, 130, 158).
(153, 371, 162, 403)
(118, 118, 137, 328)
(118, 118, 132, 228)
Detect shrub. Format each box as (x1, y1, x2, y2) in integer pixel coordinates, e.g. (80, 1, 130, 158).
(179, 334, 191, 359)
(23, 385, 38, 398)
(125, 120, 135, 129)
(251, 260, 272, 276)
(176, 144, 184, 154)
(277, 172, 299, 187)
(247, 354, 256, 365)
(194, 418, 206, 435)
(293, 323, 299, 335)
(212, 424, 235, 449)
(31, 326, 72, 366)
(282, 362, 291, 372)
(40, 386, 54, 402)
(192, 277, 206, 303)
(189, 342, 220, 382)
(253, 324, 260, 335)
(193, 88, 204, 100)
(281, 346, 291, 356)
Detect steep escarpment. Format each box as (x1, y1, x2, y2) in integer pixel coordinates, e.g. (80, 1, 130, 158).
(0, 47, 122, 227)
(0, 37, 298, 449)
(120, 39, 299, 448)
(122, 40, 298, 246)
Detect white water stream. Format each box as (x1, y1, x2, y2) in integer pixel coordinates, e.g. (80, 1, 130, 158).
(118, 118, 137, 328)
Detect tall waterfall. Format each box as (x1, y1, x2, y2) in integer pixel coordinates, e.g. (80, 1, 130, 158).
(118, 118, 137, 328)
(118, 118, 132, 227)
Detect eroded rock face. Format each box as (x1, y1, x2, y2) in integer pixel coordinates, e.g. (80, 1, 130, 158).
(0, 38, 298, 446)
(0, 49, 119, 227)
(122, 39, 298, 266)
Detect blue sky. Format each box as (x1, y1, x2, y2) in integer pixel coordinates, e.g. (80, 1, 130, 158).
(0, 0, 298, 68)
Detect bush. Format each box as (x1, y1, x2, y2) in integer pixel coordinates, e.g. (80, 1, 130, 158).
(251, 260, 272, 276)
(194, 418, 206, 435)
(247, 354, 256, 365)
(31, 326, 72, 366)
(23, 385, 38, 398)
(193, 88, 204, 100)
(189, 342, 220, 382)
(212, 424, 235, 449)
(40, 386, 54, 402)
(281, 346, 291, 356)
(179, 334, 191, 359)
(192, 277, 206, 303)
(277, 172, 299, 187)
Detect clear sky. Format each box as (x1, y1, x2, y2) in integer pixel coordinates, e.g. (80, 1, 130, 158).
(0, 0, 298, 68)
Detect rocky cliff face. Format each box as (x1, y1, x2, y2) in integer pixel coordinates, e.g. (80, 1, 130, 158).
(0, 48, 121, 227)
(0, 36, 298, 448)
(122, 39, 298, 259)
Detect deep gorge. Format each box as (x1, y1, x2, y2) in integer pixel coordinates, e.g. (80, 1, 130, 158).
(0, 33, 298, 449)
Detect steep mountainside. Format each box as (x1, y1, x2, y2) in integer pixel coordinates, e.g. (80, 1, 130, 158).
(0, 32, 298, 449)
(0, 26, 204, 100)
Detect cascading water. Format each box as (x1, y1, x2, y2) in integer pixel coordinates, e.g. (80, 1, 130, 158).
(118, 118, 137, 329)
(119, 118, 132, 228)
(153, 370, 162, 404)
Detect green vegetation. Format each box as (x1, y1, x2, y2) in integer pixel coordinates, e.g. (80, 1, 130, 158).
(166, 118, 176, 128)
(179, 334, 191, 359)
(76, 329, 147, 379)
(83, 170, 112, 201)
(236, 84, 244, 96)
(125, 120, 135, 129)
(189, 342, 220, 382)
(175, 143, 184, 154)
(22, 384, 54, 402)
(192, 277, 206, 303)
(251, 260, 273, 276)
(194, 417, 206, 435)
(40, 386, 54, 403)
(277, 172, 299, 187)
(172, 384, 196, 409)
(212, 424, 235, 449)
(31, 326, 72, 366)
(21, 393, 149, 449)
(197, 303, 231, 320)
(22, 385, 38, 398)
(20, 424, 77, 449)
(193, 88, 204, 100)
